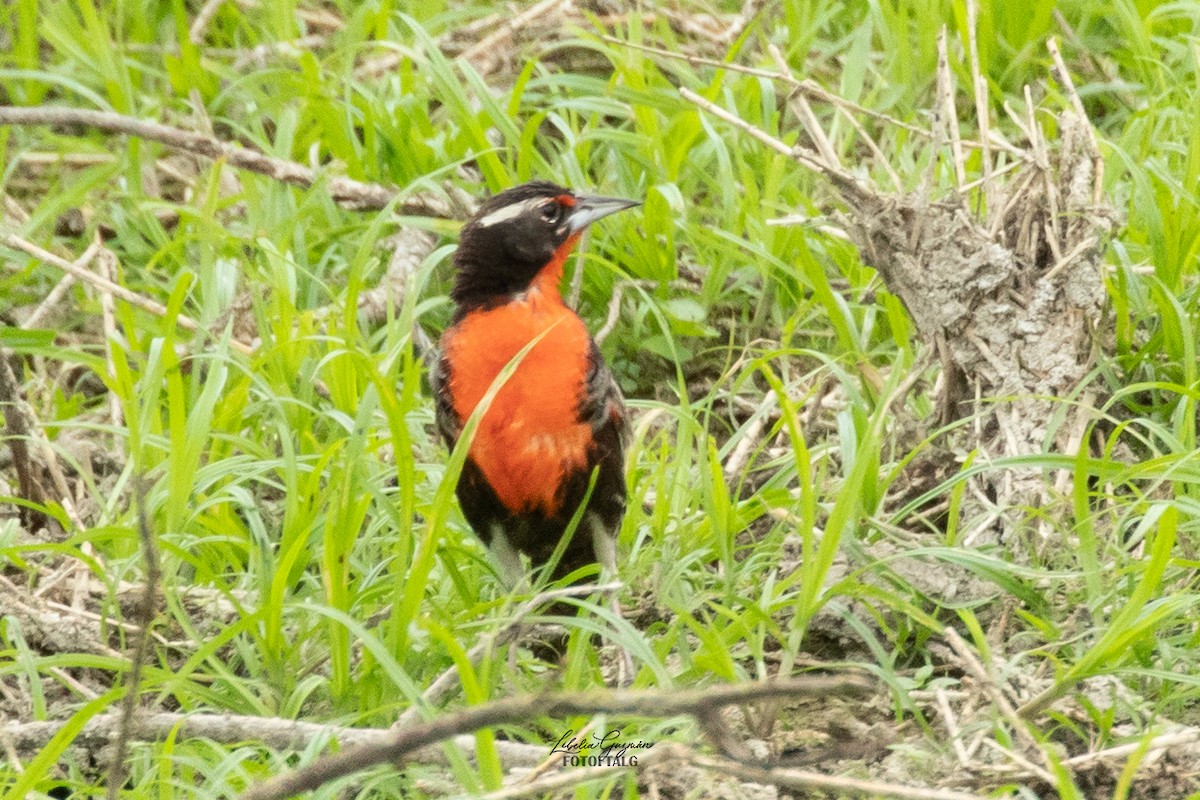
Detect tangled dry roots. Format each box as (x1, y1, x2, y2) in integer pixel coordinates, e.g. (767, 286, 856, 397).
(845, 109, 1113, 542)
(685, 36, 1117, 546)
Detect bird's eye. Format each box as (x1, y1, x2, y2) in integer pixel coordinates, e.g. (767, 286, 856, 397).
(540, 202, 564, 225)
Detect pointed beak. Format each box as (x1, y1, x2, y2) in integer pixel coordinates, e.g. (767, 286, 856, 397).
(565, 194, 641, 235)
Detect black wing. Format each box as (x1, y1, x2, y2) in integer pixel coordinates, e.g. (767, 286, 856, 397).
(575, 339, 629, 533)
(429, 349, 461, 450)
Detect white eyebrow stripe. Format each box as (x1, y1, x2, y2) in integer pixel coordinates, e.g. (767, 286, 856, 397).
(477, 199, 534, 227)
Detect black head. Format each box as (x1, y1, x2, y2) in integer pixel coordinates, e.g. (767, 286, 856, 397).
(450, 180, 639, 312)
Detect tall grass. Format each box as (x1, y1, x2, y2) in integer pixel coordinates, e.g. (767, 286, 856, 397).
(2, 0, 1199, 797)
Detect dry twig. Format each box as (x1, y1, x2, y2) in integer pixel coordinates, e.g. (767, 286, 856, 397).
(0, 105, 464, 216)
(243, 675, 874, 800)
(1, 711, 546, 768)
(20, 236, 103, 328)
(4, 233, 255, 356)
(106, 481, 162, 800)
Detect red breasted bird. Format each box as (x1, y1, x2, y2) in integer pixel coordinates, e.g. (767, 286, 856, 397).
(432, 181, 639, 593)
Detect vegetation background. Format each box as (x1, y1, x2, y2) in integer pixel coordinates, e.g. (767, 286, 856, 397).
(2, 0, 1199, 797)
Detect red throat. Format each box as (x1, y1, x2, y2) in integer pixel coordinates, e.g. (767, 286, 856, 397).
(530, 232, 583, 298)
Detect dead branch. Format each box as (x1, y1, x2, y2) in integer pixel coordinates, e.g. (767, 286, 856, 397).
(459, 0, 569, 76)
(944, 627, 1053, 779)
(3, 233, 255, 356)
(349, 229, 438, 328)
(20, 236, 102, 328)
(1, 711, 546, 769)
(189, 0, 230, 44)
(242, 675, 874, 800)
(723, 390, 777, 481)
(105, 481, 161, 800)
(94, 243, 126, 446)
(0, 105, 466, 216)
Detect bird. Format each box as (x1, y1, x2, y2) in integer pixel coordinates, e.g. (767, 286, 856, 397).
(431, 180, 639, 604)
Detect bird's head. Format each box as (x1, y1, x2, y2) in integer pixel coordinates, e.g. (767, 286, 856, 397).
(450, 180, 639, 311)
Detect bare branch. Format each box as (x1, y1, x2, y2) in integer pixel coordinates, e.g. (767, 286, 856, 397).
(965, 0, 992, 211)
(3, 233, 254, 356)
(1, 711, 546, 769)
(106, 479, 162, 800)
(20, 236, 102, 328)
(189, 0, 230, 44)
(678, 88, 867, 201)
(243, 675, 874, 800)
(459, 0, 569, 75)
(0, 105, 463, 216)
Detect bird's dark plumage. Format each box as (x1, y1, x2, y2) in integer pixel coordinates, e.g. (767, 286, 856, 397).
(431, 181, 637, 587)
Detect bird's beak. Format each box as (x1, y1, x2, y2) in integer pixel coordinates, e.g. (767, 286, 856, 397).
(566, 195, 641, 235)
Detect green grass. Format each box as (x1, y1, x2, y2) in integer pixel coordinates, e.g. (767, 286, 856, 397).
(2, 0, 1200, 798)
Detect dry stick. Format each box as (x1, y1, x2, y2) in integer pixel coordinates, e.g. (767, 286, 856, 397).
(965, 0, 992, 214)
(1045, 37, 1104, 207)
(723, 389, 777, 481)
(593, 282, 626, 346)
(0, 106, 456, 216)
(1062, 727, 1200, 768)
(956, 158, 1021, 193)
(242, 675, 874, 800)
(924, 28, 953, 203)
(935, 30, 968, 192)
(1046, 38, 1099, 161)
(943, 628, 1054, 778)
(684, 748, 990, 800)
(978, 739, 1056, 785)
(106, 480, 161, 800)
(459, 0, 568, 75)
(234, 35, 327, 69)
(769, 51, 839, 168)
(351, 229, 437, 327)
(610, 37, 932, 138)
(934, 687, 972, 767)
(21, 236, 102, 328)
(1042, 235, 1097, 283)
(677, 88, 863, 199)
(0, 353, 56, 534)
(1, 711, 546, 767)
(6, 234, 187, 326)
(0, 723, 23, 775)
(764, 43, 903, 193)
(22, 274, 75, 327)
(1026, 86, 1064, 256)
(0, 342, 72, 515)
(3, 234, 256, 357)
(189, 0, 230, 44)
(1052, 10, 1139, 112)
(716, 0, 767, 45)
(95, 242, 126, 439)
